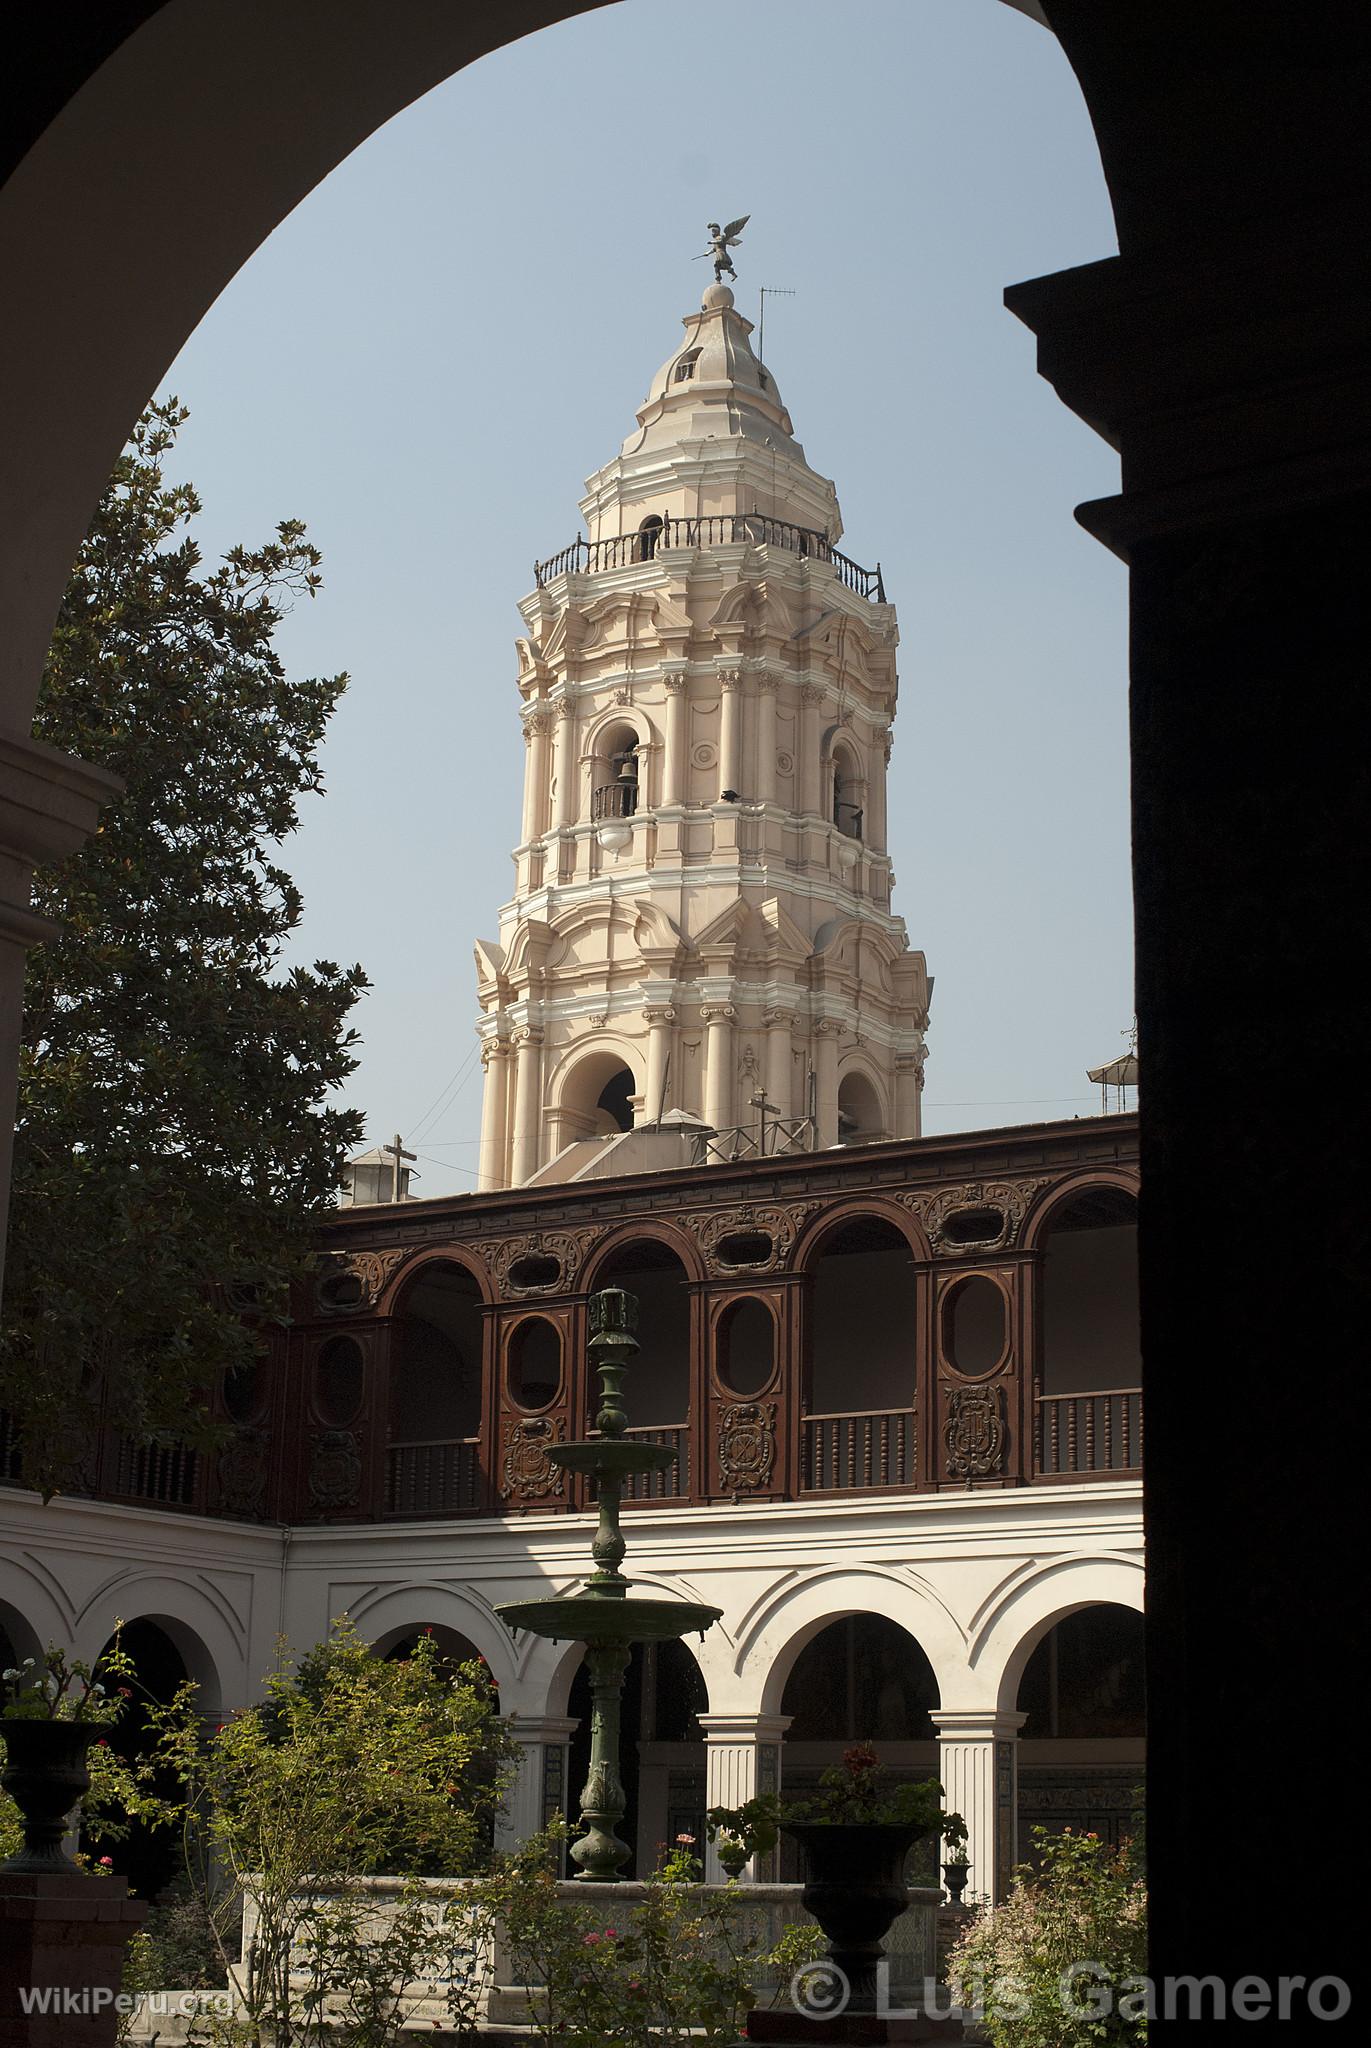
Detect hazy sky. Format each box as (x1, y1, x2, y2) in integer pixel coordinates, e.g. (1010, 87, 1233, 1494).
(158, 0, 1130, 1196)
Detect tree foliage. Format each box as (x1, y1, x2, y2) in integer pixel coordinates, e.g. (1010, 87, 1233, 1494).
(0, 400, 367, 1493)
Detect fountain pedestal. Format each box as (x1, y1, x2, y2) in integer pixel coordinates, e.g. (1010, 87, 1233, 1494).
(498, 1289, 721, 1879)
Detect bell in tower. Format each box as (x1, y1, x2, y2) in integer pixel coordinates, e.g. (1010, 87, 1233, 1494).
(472, 258, 931, 1190)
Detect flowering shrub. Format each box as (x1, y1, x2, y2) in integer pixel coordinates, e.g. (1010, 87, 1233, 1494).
(1, 1629, 134, 1720)
(478, 1820, 822, 2048)
(947, 1828, 1148, 2047)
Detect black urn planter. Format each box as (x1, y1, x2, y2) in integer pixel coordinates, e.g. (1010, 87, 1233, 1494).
(0, 1717, 97, 1873)
(943, 1859, 971, 1906)
(783, 1820, 928, 2014)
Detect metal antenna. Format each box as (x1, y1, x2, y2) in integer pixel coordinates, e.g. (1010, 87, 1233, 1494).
(757, 286, 795, 369)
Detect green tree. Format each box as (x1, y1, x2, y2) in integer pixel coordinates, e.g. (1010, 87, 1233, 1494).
(0, 400, 367, 1494)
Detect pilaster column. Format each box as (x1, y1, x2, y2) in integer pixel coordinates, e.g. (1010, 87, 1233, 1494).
(496, 1715, 580, 1854)
(894, 1045, 925, 1142)
(551, 696, 577, 829)
(520, 708, 553, 843)
(813, 1018, 840, 1148)
(697, 1713, 790, 1882)
(476, 1038, 512, 1190)
(510, 1027, 545, 1186)
(799, 684, 825, 816)
(662, 669, 688, 805)
(763, 1009, 792, 1121)
(755, 675, 779, 805)
(641, 1005, 676, 1123)
(701, 1004, 736, 1138)
(717, 666, 743, 796)
(931, 1709, 1026, 1905)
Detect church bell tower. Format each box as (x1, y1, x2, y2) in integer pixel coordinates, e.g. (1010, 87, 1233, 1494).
(473, 273, 931, 1189)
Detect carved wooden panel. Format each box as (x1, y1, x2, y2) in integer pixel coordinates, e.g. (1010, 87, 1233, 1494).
(717, 1399, 777, 1493)
(941, 1383, 1006, 1479)
(683, 1202, 819, 1274)
(901, 1177, 1051, 1254)
(500, 1416, 567, 1500)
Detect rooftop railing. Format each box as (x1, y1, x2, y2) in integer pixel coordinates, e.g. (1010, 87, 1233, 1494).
(534, 513, 885, 601)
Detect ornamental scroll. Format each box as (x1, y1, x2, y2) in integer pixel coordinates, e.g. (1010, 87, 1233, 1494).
(942, 1384, 1006, 1480)
(717, 1400, 777, 1493)
(901, 1177, 1051, 1254)
(501, 1416, 567, 1501)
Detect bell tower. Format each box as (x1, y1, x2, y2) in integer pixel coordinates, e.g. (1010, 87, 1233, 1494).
(473, 277, 931, 1189)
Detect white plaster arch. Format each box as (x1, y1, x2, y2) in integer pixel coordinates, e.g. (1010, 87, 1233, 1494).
(72, 1572, 242, 1711)
(967, 1553, 1145, 1716)
(0, 1552, 80, 1653)
(532, 1618, 714, 1722)
(544, 1036, 646, 1139)
(731, 1565, 968, 1718)
(337, 1581, 520, 1693)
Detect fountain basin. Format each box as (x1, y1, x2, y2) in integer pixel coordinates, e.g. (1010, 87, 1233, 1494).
(499, 1591, 721, 1644)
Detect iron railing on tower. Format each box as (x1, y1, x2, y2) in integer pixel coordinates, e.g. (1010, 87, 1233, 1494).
(533, 513, 885, 601)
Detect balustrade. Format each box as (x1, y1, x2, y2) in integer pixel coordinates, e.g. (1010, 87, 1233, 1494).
(1035, 1389, 1142, 1476)
(801, 1408, 914, 1492)
(534, 514, 885, 600)
(386, 1437, 482, 1517)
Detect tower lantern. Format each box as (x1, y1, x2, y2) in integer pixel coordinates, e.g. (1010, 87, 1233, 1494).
(473, 271, 930, 1189)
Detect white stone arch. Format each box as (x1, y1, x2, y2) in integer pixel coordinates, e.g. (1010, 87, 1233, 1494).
(581, 706, 656, 819)
(967, 1553, 1145, 1716)
(72, 1572, 243, 1714)
(339, 1581, 520, 1693)
(544, 1033, 645, 1151)
(523, 1573, 721, 1720)
(731, 1566, 968, 1718)
(0, 1553, 79, 1659)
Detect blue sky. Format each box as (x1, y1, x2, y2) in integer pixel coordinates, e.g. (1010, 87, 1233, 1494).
(159, 0, 1129, 1195)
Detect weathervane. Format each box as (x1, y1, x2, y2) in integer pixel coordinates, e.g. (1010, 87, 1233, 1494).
(697, 216, 750, 284)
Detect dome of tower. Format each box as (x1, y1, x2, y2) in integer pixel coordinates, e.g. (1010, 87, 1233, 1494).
(634, 284, 794, 445)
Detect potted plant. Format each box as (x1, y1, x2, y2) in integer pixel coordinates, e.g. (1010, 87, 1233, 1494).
(705, 1794, 780, 1881)
(1, 1630, 133, 1873)
(711, 1743, 967, 2013)
(942, 1842, 972, 1905)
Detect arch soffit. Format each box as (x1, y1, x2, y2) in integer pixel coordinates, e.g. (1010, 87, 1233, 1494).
(581, 1217, 707, 1288)
(967, 1553, 1146, 1715)
(732, 1565, 967, 1716)
(811, 915, 901, 965)
(376, 1244, 494, 1318)
(340, 1582, 520, 1690)
(582, 702, 658, 756)
(1019, 1167, 1140, 1254)
(792, 1191, 932, 1269)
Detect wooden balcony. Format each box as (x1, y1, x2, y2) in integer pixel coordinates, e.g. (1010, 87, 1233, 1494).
(1035, 1390, 1142, 1477)
(386, 1436, 482, 1517)
(801, 1408, 915, 1492)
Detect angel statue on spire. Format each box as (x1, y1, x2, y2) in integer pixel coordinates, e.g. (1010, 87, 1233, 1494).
(701, 217, 749, 283)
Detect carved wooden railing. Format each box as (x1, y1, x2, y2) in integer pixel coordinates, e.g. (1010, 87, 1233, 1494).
(109, 1437, 200, 1509)
(801, 1408, 915, 1491)
(1035, 1390, 1142, 1476)
(534, 514, 885, 601)
(386, 1436, 482, 1517)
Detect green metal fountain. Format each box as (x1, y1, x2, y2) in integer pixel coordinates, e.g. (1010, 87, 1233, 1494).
(497, 1288, 721, 1880)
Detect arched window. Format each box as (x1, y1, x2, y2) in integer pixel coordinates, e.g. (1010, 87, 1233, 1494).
(832, 744, 864, 839)
(551, 1049, 640, 1157)
(672, 351, 700, 384)
(633, 513, 664, 561)
(1016, 1605, 1146, 1856)
(1037, 1187, 1140, 1474)
(808, 1218, 915, 1413)
(594, 1241, 690, 1430)
(590, 718, 641, 821)
(389, 1262, 483, 1443)
(837, 1070, 886, 1144)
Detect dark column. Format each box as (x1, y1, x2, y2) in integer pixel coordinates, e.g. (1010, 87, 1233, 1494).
(1012, 2, 1370, 2021)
